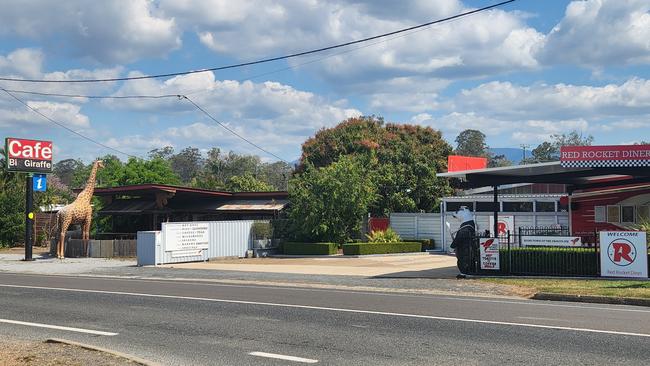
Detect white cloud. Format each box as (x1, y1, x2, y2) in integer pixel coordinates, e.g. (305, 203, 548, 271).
(411, 112, 590, 144)
(0, 100, 89, 129)
(537, 0, 650, 67)
(159, 0, 543, 87)
(103, 71, 362, 159)
(455, 78, 650, 121)
(0, 0, 181, 64)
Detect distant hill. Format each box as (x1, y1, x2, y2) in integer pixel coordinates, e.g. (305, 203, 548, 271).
(489, 148, 525, 164)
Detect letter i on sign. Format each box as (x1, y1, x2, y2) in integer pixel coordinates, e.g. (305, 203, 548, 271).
(33, 174, 47, 192)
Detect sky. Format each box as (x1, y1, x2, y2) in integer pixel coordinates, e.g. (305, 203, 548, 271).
(0, 0, 649, 163)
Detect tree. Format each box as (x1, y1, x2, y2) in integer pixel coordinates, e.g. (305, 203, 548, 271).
(488, 154, 512, 168)
(524, 130, 594, 163)
(0, 148, 25, 247)
(196, 148, 291, 191)
(53, 158, 85, 187)
(225, 173, 274, 192)
(148, 146, 175, 160)
(299, 116, 452, 215)
(288, 156, 377, 243)
(170, 146, 204, 183)
(454, 129, 489, 157)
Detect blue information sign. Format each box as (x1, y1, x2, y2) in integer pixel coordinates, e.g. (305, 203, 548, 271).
(33, 174, 47, 192)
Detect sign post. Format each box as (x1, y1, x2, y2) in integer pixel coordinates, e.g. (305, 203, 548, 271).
(599, 231, 648, 278)
(4, 138, 53, 261)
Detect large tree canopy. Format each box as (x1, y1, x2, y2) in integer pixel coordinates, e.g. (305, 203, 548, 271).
(523, 130, 594, 163)
(298, 116, 452, 215)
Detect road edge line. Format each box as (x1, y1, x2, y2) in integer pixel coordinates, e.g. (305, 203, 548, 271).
(533, 292, 650, 307)
(46, 338, 160, 366)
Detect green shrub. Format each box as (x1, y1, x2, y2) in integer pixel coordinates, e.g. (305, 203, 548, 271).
(404, 239, 435, 251)
(283, 242, 338, 255)
(365, 228, 401, 243)
(251, 221, 273, 240)
(343, 242, 421, 255)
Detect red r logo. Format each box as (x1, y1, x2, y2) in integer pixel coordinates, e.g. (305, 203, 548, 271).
(607, 239, 636, 266)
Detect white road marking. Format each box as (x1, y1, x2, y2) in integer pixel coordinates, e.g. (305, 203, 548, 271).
(38, 274, 650, 313)
(249, 351, 318, 363)
(0, 283, 649, 338)
(0, 318, 118, 336)
(4, 272, 649, 314)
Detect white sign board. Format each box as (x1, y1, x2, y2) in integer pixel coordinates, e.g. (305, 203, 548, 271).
(163, 222, 210, 252)
(599, 231, 648, 279)
(479, 238, 500, 270)
(489, 215, 514, 243)
(522, 236, 582, 247)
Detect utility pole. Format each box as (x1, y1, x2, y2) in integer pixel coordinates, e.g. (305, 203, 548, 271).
(520, 144, 530, 162)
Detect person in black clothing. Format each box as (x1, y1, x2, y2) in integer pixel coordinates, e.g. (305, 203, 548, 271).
(449, 206, 476, 277)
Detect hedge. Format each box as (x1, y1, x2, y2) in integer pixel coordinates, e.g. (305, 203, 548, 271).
(343, 242, 422, 255)
(283, 242, 338, 255)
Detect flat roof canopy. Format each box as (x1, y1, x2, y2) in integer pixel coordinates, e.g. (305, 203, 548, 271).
(437, 161, 650, 190)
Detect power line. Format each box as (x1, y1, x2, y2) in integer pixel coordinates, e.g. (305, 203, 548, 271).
(180, 95, 289, 163)
(0, 1, 516, 84)
(0, 88, 182, 99)
(0, 87, 139, 159)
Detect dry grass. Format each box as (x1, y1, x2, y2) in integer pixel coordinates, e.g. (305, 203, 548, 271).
(479, 278, 650, 299)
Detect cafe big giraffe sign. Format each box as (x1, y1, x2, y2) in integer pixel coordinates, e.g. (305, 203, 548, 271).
(5, 137, 54, 173)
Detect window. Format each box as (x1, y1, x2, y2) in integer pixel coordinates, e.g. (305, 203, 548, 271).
(594, 206, 606, 223)
(446, 202, 473, 212)
(607, 205, 620, 223)
(621, 206, 635, 223)
(536, 201, 556, 212)
(476, 201, 498, 212)
(638, 206, 650, 222)
(503, 201, 533, 212)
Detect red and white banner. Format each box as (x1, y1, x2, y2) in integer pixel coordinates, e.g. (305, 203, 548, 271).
(4, 137, 53, 173)
(560, 145, 650, 168)
(479, 238, 500, 270)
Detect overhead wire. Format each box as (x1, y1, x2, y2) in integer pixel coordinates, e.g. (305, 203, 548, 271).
(0, 0, 516, 84)
(0, 87, 140, 159)
(180, 95, 289, 163)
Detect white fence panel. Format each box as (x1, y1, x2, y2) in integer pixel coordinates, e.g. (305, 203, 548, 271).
(138, 220, 265, 265)
(389, 213, 442, 249)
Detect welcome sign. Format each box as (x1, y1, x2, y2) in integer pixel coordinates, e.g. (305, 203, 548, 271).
(599, 231, 648, 279)
(560, 144, 650, 168)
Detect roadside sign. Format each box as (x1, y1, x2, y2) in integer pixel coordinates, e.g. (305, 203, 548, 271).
(4, 137, 53, 173)
(33, 174, 47, 192)
(599, 231, 648, 278)
(489, 215, 513, 243)
(560, 144, 650, 168)
(479, 238, 500, 270)
(522, 236, 582, 247)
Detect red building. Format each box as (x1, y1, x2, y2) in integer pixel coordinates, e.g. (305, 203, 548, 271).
(571, 182, 650, 236)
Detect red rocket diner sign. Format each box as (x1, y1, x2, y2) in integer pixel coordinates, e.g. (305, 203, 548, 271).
(4, 137, 53, 173)
(560, 144, 650, 168)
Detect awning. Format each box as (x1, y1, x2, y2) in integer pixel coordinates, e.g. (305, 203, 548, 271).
(437, 161, 650, 190)
(215, 199, 288, 211)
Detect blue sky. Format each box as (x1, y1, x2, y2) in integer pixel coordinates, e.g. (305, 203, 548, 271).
(0, 0, 649, 163)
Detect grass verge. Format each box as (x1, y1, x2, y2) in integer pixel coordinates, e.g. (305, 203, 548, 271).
(479, 278, 650, 299)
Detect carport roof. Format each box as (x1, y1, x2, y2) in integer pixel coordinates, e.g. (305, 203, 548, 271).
(437, 161, 650, 190)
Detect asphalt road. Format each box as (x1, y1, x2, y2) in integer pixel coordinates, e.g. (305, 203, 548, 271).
(0, 272, 649, 365)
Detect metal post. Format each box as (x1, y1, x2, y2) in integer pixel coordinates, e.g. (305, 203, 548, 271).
(24, 174, 34, 261)
(493, 185, 499, 238)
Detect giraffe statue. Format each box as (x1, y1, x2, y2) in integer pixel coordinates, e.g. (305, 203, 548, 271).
(55, 160, 104, 259)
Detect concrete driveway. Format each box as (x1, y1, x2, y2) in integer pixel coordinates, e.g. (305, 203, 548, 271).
(164, 253, 459, 278)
